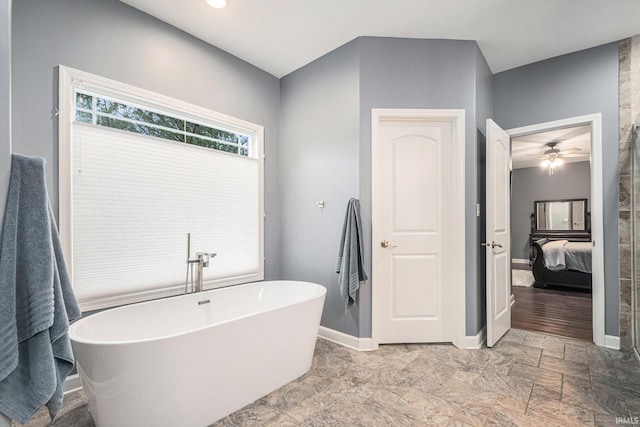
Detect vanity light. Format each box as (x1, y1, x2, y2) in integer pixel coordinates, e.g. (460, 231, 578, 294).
(207, 0, 227, 8)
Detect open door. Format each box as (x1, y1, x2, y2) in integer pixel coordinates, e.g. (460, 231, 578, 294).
(486, 119, 511, 347)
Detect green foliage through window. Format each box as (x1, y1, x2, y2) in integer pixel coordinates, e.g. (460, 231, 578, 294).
(75, 92, 250, 156)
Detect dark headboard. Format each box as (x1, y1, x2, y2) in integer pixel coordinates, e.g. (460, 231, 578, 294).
(530, 212, 591, 242)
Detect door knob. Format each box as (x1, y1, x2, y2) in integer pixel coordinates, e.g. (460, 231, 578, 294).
(481, 241, 502, 248)
(380, 240, 397, 248)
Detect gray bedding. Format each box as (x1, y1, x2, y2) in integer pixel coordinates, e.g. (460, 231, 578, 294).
(564, 241, 592, 274)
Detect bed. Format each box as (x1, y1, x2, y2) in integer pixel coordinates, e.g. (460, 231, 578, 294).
(531, 237, 592, 291)
(528, 200, 592, 291)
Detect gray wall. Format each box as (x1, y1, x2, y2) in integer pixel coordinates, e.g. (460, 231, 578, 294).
(279, 40, 360, 336)
(511, 162, 591, 261)
(11, 0, 282, 279)
(475, 46, 494, 334)
(0, 2, 10, 424)
(494, 43, 620, 336)
(0, 0, 10, 237)
(280, 37, 491, 337)
(358, 37, 481, 337)
(12, 1, 621, 340)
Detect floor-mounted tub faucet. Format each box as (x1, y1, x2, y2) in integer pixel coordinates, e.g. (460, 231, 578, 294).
(186, 233, 217, 293)
(193, 252, 216, 292)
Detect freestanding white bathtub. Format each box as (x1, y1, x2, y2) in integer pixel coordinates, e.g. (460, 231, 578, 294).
(69, 280, 326, 427)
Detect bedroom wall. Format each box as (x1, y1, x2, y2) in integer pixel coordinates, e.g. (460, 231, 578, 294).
(494, 42, 620, 337)
(11, 0, 282, 279)
(511, 161, 591, 261)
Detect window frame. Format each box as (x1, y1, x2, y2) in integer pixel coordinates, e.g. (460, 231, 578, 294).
(58, 65, 265, 310)
(74, 90, 253, 156)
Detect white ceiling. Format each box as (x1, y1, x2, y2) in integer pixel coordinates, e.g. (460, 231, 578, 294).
(511, 125, 591, 170)
(120, 0, 640, 78)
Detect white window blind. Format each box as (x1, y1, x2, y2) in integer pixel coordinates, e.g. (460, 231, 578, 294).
(70, 122, 261, 309)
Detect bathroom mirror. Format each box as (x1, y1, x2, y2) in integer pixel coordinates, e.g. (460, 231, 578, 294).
(534, 199, 588, 232)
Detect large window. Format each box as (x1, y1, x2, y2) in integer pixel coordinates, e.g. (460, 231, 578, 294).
(58, 66, 264, 311)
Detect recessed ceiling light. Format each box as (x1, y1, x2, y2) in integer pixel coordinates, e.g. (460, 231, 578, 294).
(207, 0, 227, 8)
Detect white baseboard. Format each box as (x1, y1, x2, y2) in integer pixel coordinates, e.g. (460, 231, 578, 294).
(460, 326, 486, 349)
(320, 325, 487, 351)
(318, 326, 374, 351)
(64, 373, 82, 394)
(511, 258, 529, 265)
(604, 335, 620, 350)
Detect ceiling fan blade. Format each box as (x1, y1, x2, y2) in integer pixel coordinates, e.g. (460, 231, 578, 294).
(557, 148, 582, 154)
(560, 153, 590, 158)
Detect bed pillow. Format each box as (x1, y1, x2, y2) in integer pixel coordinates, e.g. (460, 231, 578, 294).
(542, 239, 568, 271)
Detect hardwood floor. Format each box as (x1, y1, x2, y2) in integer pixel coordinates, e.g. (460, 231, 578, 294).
(511, 285, 592, 342)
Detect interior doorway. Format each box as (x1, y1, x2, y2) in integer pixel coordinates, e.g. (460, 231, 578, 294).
(506, 114, 604, 345)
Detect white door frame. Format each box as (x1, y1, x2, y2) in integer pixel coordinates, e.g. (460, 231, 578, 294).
(506, 113, 605, 347)
(371, 108, 467, 349)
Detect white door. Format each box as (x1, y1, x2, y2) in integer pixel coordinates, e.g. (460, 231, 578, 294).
(486, 119, 511, 347)
(373, 113, 455, 344)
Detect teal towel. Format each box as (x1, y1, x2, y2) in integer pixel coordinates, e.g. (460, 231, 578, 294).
(0, 154, 81, 424)
(336, 198, 368, 311)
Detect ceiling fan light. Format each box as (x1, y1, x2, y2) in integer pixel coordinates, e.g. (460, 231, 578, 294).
(555, 158, 563, 166)
(541, 159, 550, 167)
(206, 0, 227, 8)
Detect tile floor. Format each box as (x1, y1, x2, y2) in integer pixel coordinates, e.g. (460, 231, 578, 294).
(14, 329, 640, 426)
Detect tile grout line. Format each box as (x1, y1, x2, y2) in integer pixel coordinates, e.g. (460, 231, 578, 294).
(523, 380, 534, 417)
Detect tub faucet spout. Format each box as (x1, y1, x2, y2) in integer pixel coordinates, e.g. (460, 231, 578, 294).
(185, 233, 217, 293)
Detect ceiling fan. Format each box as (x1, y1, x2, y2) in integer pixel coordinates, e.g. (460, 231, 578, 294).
(526, 141, 588, 174)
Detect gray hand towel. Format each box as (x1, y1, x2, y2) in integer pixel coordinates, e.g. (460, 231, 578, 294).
(336, 198, 367, 311)
(0, 154, 81, 424)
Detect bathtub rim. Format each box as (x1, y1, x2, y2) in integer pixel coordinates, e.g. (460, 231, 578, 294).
(69, 280, 326, 346)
